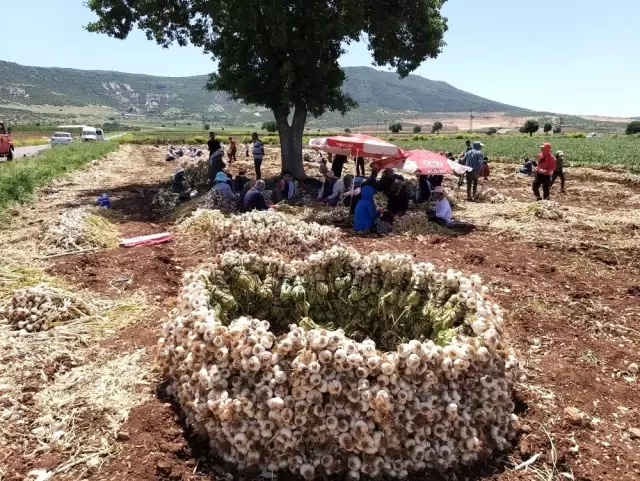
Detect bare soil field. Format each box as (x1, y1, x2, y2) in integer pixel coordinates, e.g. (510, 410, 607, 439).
(1, 144, 639, 481)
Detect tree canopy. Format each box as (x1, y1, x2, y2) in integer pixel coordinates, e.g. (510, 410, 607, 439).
(389, 122, 403, 134)
(626, 121, 640, 135)
(543, 122, 553, 134)
(431, 121, 443, 134)
(522, 120, 540, 137)
(413, 125, 422, 134)
(261, 121, 278, 133)
(86, 0, 448, 177)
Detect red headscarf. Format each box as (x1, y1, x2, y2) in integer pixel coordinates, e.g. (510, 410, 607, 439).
(537, 143, 556, 175)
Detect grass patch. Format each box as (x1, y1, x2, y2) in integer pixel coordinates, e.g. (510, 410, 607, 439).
(0, 141, 118, 211)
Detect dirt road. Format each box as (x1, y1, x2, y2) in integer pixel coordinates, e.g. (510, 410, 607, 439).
(8, 134, 126, 161)
(13, 143, 51, 158)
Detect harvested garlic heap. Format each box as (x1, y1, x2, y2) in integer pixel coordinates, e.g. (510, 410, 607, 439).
(179, 156, 210, 189)
(159, 247, 520, 479)
(151, 188, 180, 212)
(475, 188, 507, 204)
(200, 189, 238, 214)
(530, 200, 563, 220)
(39, 207, 119, 253)
(392, 213, 450, 236)
(309, 206, 351, 225)
(181, 210, 342, 257)
(0, 285, 97, 334)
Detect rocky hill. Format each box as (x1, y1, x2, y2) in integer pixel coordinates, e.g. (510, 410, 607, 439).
(0, 61, 530, 125)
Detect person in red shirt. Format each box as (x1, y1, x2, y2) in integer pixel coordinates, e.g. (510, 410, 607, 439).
(533, 142, 556, 200)
(227, 137, 237, 164)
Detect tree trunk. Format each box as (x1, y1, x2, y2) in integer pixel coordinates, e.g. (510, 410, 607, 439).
(275, 105, 307, 179)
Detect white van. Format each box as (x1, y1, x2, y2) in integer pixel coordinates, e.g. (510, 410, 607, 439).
(81, 126, 97, 141)
(95, 128, 105, 141)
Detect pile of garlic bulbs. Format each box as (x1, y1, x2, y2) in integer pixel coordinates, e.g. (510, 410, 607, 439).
(392, 213, 450, 236)
(1, 285, 98, 334)
(200, 188, 238, 214)
(179, 156, 210, 189)
(475, 189, 507, 204)
(151, 189, 180, 212)
(39, 207, 120, 253)
(309, 206, 351, 225)
(180, 210, 341, 257)
(159, 247, 519, 479)
(530, 201, 563, 220)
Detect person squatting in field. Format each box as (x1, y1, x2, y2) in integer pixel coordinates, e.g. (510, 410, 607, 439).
(533, 142, 557, 200)
(550, 150, 566, 193)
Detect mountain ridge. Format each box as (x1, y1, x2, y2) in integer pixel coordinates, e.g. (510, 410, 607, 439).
(0, 61, 531, 125)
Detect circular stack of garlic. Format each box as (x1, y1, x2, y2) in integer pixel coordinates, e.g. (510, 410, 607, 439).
(181, 210, 342, 257)
(158, 247, 519, 479)
(1, 285, 97, 334)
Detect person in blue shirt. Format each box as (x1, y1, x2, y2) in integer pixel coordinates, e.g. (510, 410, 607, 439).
(212, 172, 236, 201)
(353, 185, 379, 233)
(241, 180, 269, 212)
(463, 141, 485, 201)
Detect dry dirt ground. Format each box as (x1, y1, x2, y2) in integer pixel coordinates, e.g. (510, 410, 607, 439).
(1, 144, 639, 481)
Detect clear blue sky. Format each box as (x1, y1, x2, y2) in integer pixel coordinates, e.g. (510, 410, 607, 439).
(2, 0, 639, 117)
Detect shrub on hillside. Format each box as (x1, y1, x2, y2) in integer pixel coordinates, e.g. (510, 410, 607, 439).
(626, 121, 640, 135)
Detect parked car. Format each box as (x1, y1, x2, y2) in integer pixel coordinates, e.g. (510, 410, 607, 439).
(51, 132, 74, 146)
(0, 121, 14, 161)
(95, 128, 105, 141)
(81, 126, 98, 141)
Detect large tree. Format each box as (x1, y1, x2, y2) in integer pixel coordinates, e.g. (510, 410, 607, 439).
(86, 0, 448, 177)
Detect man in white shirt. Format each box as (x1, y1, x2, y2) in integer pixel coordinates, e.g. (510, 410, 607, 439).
(428, 186, 452, 225)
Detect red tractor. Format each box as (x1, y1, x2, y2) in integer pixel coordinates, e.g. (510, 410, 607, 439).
(0, 121, 14, 161)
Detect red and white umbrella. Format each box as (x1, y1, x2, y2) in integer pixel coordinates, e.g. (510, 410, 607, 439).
(371, 149, 472, 176)
(309, 134, 402, 158)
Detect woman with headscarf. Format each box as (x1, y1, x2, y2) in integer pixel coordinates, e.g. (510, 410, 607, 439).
(377, 168, 396, 195)
(533, 143, 556, 200)
(386, 178, 410, 218)
(353, 185, 379, 233)
(212, 172, 236, 201)
(317, 171, 338, 203)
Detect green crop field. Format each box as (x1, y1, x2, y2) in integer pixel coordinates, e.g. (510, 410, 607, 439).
(392, 135, 640, 172)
